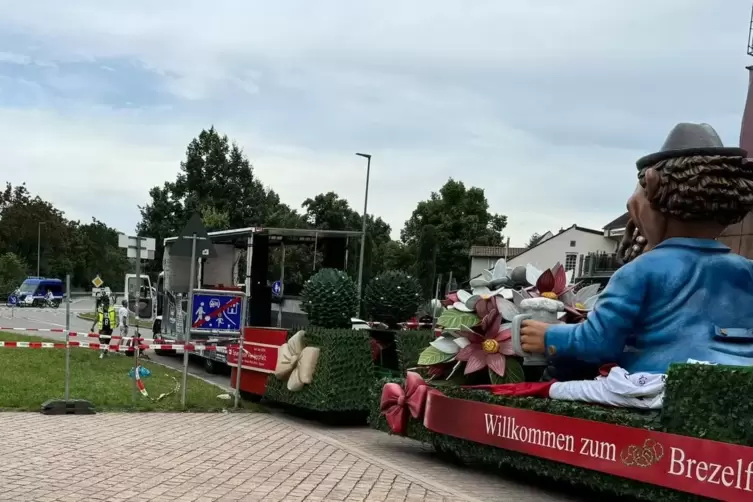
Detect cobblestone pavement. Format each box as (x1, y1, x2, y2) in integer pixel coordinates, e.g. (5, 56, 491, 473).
(0, 412, 582, 502)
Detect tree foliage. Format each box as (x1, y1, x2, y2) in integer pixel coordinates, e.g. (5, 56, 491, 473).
(0, 183, 129, 292)
(527, 233, 545, 248)
(138, 127, 303, 277)
(0, 252, 28, 296)
(401, 179, 507, 285)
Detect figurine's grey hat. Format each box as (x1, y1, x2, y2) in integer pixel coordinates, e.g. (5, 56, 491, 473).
(636, 122, 747, 169)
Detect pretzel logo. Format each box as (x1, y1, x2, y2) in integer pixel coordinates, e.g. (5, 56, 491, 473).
(620, 438, 664, 468)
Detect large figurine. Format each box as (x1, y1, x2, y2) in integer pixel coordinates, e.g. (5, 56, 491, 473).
(521, 123, 753, 373)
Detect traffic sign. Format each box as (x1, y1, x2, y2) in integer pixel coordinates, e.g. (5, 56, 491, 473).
(190, 289, 244, 335)
(172, 213, 216, 258)
(7, 294, 17, 306)
(92, 275, 104, 288)
(272, 280, 282, 298)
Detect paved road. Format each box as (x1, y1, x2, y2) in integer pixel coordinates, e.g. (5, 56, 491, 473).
(0, 413, 586, 502)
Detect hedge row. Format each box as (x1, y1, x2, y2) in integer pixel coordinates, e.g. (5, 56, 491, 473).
(368, 364, 751, 501)
(264, 328, 435, 414)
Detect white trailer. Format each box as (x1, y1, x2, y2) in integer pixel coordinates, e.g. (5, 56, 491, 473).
(151, 226, 362, 374)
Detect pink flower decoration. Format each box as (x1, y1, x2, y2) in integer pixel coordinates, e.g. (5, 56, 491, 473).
(455, 311, 515, 377)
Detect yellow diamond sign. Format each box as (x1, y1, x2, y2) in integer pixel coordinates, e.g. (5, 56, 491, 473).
(91, 275, 104, 288)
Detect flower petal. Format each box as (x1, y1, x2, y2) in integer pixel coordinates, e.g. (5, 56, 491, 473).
(583, 294, 601, 310)
(471, 286, 491, 296)
(430, 337, 461, 354)
(491, 259, 507, 280)
(452, 302, 473, 312)
(456, 344, 476, 362)
(511, 289, 525, 308)
(486, 353, 507, 377)
(466, 295, 482, 311)
(536, 269, 555, 293)
(552, 263, 567, 293)
(495, 325, 512, 341)
(456, 290, 472, 303)
(575, 283, 601, 303)
(469, 277, 490, 288)
(453, 337, 471, 349)
(475, 298, 495, 318)
(464, 350, 488, 374)
(526, 264, 542, 287)
(500, 288, 514, 300)
(498, 339, 515, 356)
(560, 289, 575, 306)
(495, 297, 520, 322)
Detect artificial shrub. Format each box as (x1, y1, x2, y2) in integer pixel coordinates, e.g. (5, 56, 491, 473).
(368, 363, 753, 501)
(395, 330, 435, 374)
(264, 327, 375, 413)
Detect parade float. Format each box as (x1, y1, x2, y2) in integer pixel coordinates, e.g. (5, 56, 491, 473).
(262, 268, 435, 420)
(370, 120, 753, 502)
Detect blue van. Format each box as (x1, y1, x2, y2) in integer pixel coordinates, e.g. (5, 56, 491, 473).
(17, 277, 65, 307)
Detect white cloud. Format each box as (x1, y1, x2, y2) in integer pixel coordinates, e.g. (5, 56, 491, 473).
(0, 0, 750, 245)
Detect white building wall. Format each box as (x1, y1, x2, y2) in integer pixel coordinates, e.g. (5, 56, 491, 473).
(508, 228, 618, 272)
(470, 256, 500, 279)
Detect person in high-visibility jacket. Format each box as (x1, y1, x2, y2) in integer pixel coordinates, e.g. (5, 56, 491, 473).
(91, 294, 117, 359)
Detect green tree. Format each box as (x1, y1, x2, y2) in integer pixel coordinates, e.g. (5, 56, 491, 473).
(0, 183, 73, 279)
(0, 252, 28, 296)
(69, 219, 131, 290)
(301, 192, 393, 288)
(0, 183, 127, 290)
(401, 179, 506, 284)
(527, 233, 544, 248)
(138, 127, 305, 277)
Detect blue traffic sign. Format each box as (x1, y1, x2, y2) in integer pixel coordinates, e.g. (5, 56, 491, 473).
(7, 294, 17, 306)
(272, 280, 282, 298)
(190, 291, 243, 334)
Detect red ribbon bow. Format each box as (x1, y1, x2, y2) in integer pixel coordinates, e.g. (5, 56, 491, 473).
(380, 371, 428, 435)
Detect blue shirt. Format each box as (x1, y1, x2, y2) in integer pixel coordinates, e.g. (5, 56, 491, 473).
(546, 238, 753, 373)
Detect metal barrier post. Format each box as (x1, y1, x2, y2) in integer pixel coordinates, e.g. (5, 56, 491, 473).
(181, 234, 197, 408)
(133, 238, 142, 405)
(233, 295, 248, 409)
(64, 274, 71, 401)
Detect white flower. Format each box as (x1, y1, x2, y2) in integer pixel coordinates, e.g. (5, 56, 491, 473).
(430, 332, 472, 355)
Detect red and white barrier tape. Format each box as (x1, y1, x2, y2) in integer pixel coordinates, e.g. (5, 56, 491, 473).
(0, 341, 224, 351)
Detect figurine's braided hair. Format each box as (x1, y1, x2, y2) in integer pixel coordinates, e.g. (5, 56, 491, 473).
(637, 154, 753, 226)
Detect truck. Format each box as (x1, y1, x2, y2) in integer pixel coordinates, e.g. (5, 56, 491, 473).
(134, 226, 362, 375)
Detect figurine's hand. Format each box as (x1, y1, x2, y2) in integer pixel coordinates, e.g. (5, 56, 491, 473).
(520, 320, 548, 354)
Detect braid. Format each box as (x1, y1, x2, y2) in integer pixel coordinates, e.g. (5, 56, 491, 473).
(638, 155, 753, 226)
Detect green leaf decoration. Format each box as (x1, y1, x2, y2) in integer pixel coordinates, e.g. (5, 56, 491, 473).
(437, 309, 479, 330)
(417, 346, 455, 366)
(488, 367, 506, 385)
(502, 357, 525, 383)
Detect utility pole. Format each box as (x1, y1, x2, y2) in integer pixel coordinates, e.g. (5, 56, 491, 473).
(355, 152, 371, 314)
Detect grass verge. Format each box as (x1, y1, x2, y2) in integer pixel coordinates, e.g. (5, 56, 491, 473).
(78, 311, 153, 329)
(0, 332, 263, 412)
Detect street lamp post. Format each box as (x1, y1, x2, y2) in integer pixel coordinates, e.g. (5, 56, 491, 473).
(37, 222, 46, 276)
(355, 152, 371, 314)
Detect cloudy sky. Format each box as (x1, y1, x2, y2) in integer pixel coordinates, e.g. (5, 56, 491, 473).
(0, 1, 750, 245)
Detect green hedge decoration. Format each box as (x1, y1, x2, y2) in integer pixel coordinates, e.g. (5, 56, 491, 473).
(264, 327, 376, 413)
(395, 330, 436, 374)
(368, 363, 753, 501)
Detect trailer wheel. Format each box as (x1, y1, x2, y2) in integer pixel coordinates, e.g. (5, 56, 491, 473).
(204, 357, 221, 374)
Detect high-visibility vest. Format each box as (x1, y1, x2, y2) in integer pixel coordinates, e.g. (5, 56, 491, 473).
(97, 308, 117, 330)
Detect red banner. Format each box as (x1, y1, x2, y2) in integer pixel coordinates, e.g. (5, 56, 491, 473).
(227, 342, 278, 373)
(424, 393, 753, 501)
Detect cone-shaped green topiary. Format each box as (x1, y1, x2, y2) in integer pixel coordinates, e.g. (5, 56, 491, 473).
(364, 271, 423, 328)
(301, 268, 358, 328)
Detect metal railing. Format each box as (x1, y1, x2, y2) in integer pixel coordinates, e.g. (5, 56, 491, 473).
(576, 252, 621, 279)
